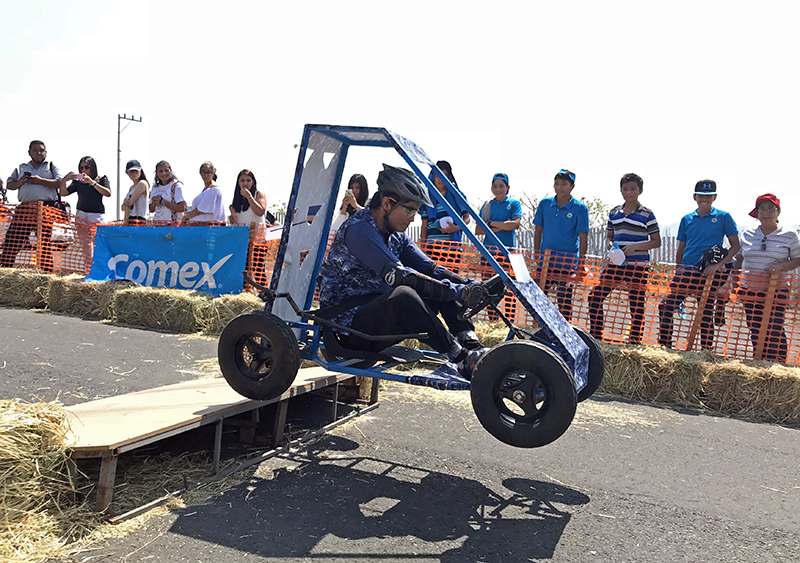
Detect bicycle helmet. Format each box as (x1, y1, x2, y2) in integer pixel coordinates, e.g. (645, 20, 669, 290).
(376, 164, 433, 208)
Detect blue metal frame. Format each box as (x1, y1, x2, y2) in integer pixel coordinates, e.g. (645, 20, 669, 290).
(267, 124, 589, 392)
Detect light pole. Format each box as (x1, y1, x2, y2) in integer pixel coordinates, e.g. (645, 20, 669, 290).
(116, 114, 142, 220)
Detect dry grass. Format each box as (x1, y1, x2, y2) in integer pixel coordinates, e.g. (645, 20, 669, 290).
(0, 399, 104, 563)
(0, 268, 50, 308)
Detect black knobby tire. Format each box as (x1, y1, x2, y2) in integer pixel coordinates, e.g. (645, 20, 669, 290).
(218, 311, 300, 400)
(534, 326, 605, 402)
(470, 341, 577, 448)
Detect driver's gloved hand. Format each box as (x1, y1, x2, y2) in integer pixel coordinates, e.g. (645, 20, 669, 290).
(460, 283, 488, 308)
(482, 274, 507, 299)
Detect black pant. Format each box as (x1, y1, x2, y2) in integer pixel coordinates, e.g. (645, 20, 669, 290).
(341, 286, 470, 355)
(741, 289, 789, 362)
(539, 267, 576, 322)
(658, 268, 726, 350)
(588, 263, 649, 344)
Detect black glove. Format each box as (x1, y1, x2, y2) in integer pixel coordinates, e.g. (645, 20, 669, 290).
(482, 274, 507, 299)
(460, 283, 489, 309)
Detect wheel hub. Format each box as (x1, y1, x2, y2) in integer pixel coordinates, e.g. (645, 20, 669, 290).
(512, 390, 526, 404)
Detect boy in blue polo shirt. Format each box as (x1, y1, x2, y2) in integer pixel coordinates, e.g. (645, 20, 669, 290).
(476, 172, 522, 321)
(476, 173, 522, 248)
(533, 169, 590, 322)
(658, 180, 740, 350)
(588, 173, 660, 344)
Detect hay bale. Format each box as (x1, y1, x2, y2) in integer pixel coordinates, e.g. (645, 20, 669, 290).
(703, 362, 800, 424)
(0, 399, 102, 562)
(49, 276, 139, 319)
(0, 267, 50, 308)
(113, 286, 204, 332)
(598, 344, 709, 407)
(195, 292, 264, 336)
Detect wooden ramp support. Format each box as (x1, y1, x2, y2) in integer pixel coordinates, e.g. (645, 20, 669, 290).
(66, 367, 358, 512)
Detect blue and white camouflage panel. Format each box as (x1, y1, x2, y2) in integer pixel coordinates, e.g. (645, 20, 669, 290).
(319, 208, 415, 327)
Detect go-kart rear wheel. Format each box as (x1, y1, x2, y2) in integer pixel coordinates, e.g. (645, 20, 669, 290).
(535, 326, 604, 402)
(218, 311, 300, 400)
(470, 341, 577, 448)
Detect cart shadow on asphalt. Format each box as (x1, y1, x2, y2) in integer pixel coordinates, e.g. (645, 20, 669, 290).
(168, 435, 590, 561)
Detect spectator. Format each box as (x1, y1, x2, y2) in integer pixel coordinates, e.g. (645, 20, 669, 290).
(229, 169, 267, 226)
(532, 169, 589, 322)
(149, 160, 186, 223)
(658, 180, 739, 351)
(229, 169, 269, 285)
(339, 173, 369, 218)
(182, 161, 226, 225)
(1, 140, 63, 273)
(476, 172, 521, 321)
(723, 194, 800, 362)
(420, 160, 471, 243)
(121, 160, 149, 226)
(588, 173, 660, 344)
(59, 156, 111, 223)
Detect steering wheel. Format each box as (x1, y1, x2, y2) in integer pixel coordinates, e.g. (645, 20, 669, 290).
(457, 274, 507, 320)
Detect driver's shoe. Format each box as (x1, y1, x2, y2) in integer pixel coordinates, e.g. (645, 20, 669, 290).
(457, 347, 488, 380)
(456, 330, 483, 351)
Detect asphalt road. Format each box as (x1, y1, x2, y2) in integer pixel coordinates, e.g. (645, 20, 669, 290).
(0, 306, 218, 405)
(2, 307, 798, 562)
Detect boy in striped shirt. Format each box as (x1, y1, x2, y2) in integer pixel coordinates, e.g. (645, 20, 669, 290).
(588, 173, 660, 344)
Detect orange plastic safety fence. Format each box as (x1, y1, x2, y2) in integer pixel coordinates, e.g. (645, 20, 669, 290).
(2, 205, 797, 366)
(416, 241, 800, 366)
(0, 202, 97, 275)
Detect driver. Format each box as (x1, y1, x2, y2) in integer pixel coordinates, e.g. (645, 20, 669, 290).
(319, 164, 493, 378)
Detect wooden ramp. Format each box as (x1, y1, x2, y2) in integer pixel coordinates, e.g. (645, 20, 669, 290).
(66, 367, 355, 512)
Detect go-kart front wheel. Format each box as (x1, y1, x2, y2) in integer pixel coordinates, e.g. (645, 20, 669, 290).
(470, 341, 577, 448)
(218, 311, 300, 400)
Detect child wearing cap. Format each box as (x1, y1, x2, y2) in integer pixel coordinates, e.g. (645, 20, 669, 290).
(532, 169, 589, 322)
(722, 193, 800, 361)
(588, 173, 660, 344)
(476, 173, 522, 248)
(476, 173, 522, 321)
(657, 179, 739, 351)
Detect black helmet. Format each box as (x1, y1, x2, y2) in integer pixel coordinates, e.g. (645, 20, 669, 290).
(376, 164, 433, 208)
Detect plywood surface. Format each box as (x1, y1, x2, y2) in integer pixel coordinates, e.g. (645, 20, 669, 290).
(66, 367, 346, 453)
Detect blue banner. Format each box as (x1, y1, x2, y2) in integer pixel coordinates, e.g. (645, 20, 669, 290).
(87, 226, 250, 297)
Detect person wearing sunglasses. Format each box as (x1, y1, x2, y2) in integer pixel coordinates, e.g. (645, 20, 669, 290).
(318, 164, 493, 379)
(60, 156, 111, 224)
(722, 194, 800, 362)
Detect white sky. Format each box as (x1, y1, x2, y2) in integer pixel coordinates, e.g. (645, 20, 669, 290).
(2, 0, 798, 234)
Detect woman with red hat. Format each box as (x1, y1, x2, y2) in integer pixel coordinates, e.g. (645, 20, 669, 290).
(723, 194, 800, 361)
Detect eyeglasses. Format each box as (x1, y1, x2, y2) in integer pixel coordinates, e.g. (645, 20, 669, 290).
(79, 165, 91, 171)
(761, 237, 767, 251)
(200, 169, 214, 175)
(757, 206, 779, 212)
(398, 204, 419, 218)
